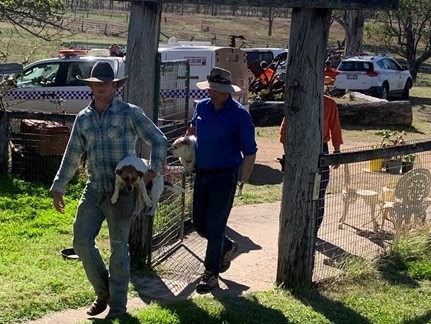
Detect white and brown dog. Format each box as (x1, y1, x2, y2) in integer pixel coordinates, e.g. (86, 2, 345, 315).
(111, 156, 185, 216)
(171, 135, 196, 175)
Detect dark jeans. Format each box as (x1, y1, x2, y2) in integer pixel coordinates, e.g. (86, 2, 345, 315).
(192, 167, 238, 274)
(317, 143, 330, 233)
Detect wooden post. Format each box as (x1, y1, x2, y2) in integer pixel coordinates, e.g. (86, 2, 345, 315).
(277, 7, 332, 288)
(0, 110, 9, 175)
(275, 0, 399, 290)
(124, 0, 162, 267)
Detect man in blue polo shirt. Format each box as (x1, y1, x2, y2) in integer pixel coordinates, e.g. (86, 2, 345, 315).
(186, 67, 257, 293)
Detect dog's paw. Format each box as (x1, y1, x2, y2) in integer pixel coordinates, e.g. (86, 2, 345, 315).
(111, 195, 118, 204)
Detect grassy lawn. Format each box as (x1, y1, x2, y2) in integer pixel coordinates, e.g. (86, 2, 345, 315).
(1, 173, 431, 323)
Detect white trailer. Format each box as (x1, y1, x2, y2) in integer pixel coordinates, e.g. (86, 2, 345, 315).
(158, 45, 249, 119)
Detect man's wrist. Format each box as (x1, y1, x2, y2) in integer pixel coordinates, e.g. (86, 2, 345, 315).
(147, 169, 157, 178)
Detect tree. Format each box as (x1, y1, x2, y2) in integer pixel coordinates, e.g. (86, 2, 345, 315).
(367, 0, 431, 80)
(0, 0, 70, 41)
(332, 10, 366, 56)
(124, 1, 162, 266)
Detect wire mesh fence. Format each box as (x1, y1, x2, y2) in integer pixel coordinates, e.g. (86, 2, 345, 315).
(313, 141, 431, 281)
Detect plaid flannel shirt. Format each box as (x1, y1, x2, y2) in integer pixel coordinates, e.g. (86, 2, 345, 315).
(50, 98, 167, 194)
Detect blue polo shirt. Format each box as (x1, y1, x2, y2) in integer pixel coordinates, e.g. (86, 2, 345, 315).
(190, 97, 257, 170)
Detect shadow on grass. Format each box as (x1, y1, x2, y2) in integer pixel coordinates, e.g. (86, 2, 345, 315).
(249, 163, 283, 185)
(376, 255, 421, 289)
(294, 287, 373, 324)
(89, 312, 141, 323)
(316, 237, 365, 269)
(148, 293, 288, 324)
(410, 95, 431, 107)
(402, 311, 431, 324)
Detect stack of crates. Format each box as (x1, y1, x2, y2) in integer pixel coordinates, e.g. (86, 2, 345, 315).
(11, 119, 70, 183)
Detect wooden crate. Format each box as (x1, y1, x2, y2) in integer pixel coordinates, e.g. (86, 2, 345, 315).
(20, 119, 70, 156)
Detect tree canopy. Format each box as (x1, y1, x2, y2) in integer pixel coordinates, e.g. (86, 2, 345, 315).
(367, 0, 431, 80)
(0, 0, 70, 41)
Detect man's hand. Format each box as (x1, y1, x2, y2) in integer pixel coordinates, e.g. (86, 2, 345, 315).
(52, 191, 65, 213)
(144, 170, 156, 185)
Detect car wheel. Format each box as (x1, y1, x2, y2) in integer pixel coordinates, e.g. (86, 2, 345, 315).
(402, 79, 412, 100)
(380, 83, 389, 100)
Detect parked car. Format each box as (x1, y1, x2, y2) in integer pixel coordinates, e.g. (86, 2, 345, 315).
(333, 54, 413, 100)
(2, 49, 126, 114)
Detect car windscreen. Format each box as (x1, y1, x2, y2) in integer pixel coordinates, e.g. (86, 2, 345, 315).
(338, 61, 373, 72)
(18, 62, 60, 88)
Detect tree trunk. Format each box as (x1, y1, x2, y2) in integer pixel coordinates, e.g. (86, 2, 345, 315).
(344, 10, 364, 56)
(276, 8, 331, 289)
(248, 100, 412, 127)
(268, 7, 274, 36)
(124, 1, 162, 266)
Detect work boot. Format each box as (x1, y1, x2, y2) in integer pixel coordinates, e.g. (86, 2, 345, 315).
(86, 298, 108, 316)
(220, 240, 238, 273)
(196, 270, 219, 294)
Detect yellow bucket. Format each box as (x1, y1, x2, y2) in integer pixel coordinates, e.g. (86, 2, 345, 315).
(369, 159, 383, 172)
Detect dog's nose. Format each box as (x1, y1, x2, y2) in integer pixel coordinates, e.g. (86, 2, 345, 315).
(126, 185, 133, 192)
(167, 148, 173, 156)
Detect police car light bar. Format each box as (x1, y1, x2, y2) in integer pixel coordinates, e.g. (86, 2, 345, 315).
(58, 49, 88, 58)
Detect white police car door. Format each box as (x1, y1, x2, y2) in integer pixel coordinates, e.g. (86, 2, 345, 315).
(5, 61, 64, 113)
(5, 60, 96, 114)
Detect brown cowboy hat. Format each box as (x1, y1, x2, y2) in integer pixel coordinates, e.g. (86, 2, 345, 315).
(196, 67, 241, 94)
(78, 61, 128, 88)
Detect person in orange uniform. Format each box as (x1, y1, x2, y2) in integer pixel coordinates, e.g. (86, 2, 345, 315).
(324, 61, 337, 86)
(279, 95, 343, 234)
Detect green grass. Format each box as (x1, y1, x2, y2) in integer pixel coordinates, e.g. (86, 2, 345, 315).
(0, 176, 112, 323)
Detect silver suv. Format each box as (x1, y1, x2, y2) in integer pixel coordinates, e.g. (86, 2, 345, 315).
(333, 54, 413, 100)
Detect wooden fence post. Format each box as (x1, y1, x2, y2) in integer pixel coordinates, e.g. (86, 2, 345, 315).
(0, 110, 9, 175)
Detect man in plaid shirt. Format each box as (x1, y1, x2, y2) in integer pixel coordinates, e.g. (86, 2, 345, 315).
(50, 62, 167, 320)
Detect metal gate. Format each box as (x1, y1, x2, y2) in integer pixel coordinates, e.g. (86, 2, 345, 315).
(149, 58, 193, 265)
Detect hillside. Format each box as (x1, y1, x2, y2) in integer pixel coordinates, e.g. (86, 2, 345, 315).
(0, 10, 347, 63)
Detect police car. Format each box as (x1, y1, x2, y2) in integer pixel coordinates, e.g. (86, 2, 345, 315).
(3, 49, 126, 114)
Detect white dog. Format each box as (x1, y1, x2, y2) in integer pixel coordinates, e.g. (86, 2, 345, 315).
(111, 156, 185, 216)
(171, 135, 196, 175)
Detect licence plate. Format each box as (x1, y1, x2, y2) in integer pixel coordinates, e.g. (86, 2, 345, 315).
(347, 74, 358, 80)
